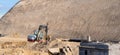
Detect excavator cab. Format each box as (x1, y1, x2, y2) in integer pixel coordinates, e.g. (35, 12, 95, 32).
(27, 24, 50, 43)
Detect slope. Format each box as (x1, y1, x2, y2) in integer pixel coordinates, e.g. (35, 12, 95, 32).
(0, 0, 120, 41)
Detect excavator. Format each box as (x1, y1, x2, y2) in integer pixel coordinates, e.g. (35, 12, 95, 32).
(27, 24, 74, 55)
(27, 24, 50, 44)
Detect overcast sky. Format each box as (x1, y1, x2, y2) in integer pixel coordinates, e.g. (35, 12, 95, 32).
(0, 0, 20, 19)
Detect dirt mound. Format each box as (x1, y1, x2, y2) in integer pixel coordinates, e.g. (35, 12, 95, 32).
(0, 0, 120, 40)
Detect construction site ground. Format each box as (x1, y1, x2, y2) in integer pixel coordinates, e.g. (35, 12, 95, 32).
(0, 0, 120, 55)
(0, 34, 81, 55)
(0, 35, 49, 55)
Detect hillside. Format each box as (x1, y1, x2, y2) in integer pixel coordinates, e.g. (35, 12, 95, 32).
(0, 0, 120, 41)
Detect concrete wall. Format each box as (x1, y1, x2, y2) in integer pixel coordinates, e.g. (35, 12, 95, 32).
(79, 47, 108, 55)
(107, 43, 120, 55)
(79, 42, 109, 55)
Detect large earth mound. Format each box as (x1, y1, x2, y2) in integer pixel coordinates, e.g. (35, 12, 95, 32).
(0, 0, 120, 41)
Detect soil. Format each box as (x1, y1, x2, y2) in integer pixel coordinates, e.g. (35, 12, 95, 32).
(0, 0, 120, 54)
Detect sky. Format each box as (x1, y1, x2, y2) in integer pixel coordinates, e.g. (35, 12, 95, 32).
(0, 0, 20, 19)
